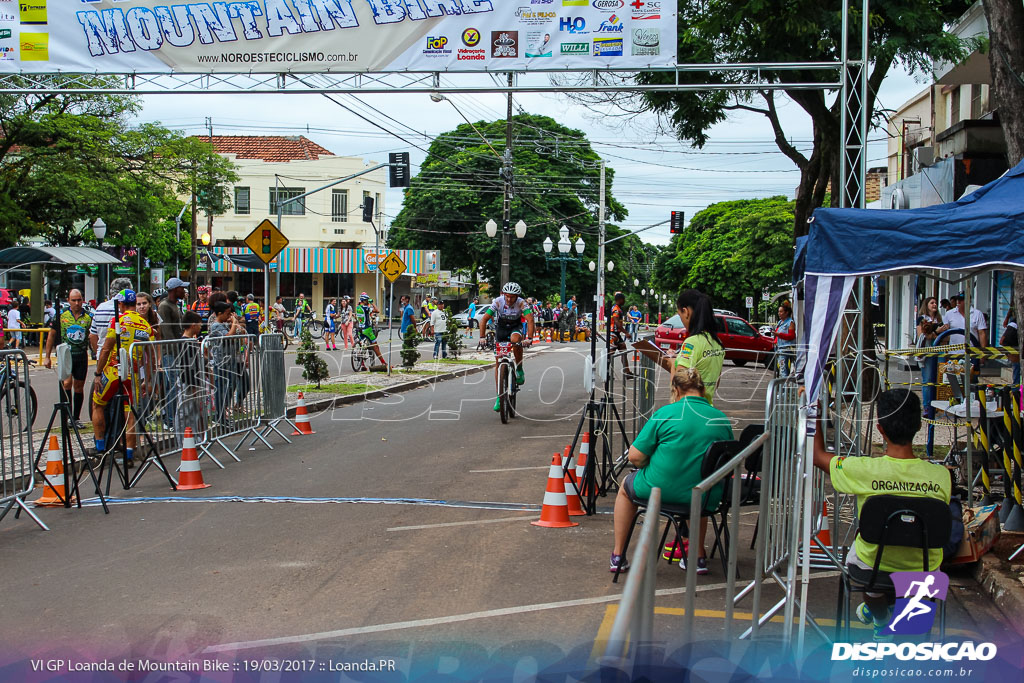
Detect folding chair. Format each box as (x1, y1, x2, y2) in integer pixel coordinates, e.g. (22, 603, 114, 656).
(836, 495, 952, 640)
(613, 440, 739, 583)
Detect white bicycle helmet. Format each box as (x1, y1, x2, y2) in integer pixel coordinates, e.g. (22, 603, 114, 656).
(501, 282, 522, 296)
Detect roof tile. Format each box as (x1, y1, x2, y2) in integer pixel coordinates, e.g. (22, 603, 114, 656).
(201, 135, 335, 162)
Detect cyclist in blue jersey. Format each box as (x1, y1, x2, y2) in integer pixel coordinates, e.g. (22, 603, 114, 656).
(478, 282, 535, 411)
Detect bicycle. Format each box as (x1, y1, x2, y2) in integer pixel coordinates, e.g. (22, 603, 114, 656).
(286, 311, 325, 340)
(350, 328, 380, 372)
(495, 340, 521, 424)
(259, 319, 290, 350)
(0, 356, 37, 431)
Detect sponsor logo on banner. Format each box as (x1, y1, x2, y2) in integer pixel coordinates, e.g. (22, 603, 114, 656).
(562, 0, 589, 5)
(525, 30, 553, 57)
(593, 37, 622, 56)
(560, 41, 589, 54)
(593, 0, 625, 9)
(0, 10, 14, 21)
(491, 31, 519, 58)
(0, 45, 14, 59)
(516, 7, 556, 24)
(18, 31, 46, 60)
(462, 28, 481, 47)
(531, 0, 554, 3)
(18, 0, 45, 24)
(0, 28, 11, 39)
(423, 35, 451, 57)
(595, 14, 624, 33)
(457, 48, 486, 61)
(559, 16, 587, 33)
(631, 26, 659, 55)
(629, 0, 661, 19)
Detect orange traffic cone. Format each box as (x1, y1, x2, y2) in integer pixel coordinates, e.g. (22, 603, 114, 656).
(562, 446, 585, 517)
(816, 501, 832, 547)
(577, 432, 591, 497)
(533, 329, 540, 343)
(35, 435, 71, 507)
(292, 391, 315, 435)
(177, 427, 211, 490)
(532, 453, 579, 528)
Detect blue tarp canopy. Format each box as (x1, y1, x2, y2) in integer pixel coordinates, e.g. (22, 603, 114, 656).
(797, 159, 1024, 279)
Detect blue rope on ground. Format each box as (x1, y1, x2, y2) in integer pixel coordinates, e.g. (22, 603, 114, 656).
(78, 495, 544, 512)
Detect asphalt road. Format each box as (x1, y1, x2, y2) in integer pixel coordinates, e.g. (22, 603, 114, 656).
(0, 347, 1015, 678)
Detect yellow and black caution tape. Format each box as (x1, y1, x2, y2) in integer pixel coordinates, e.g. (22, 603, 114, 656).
(883, 344, 1020, 360)
(974, 389, 993, 496)
(923, 416, 971, 428)
(1000, 387, 1023, 506)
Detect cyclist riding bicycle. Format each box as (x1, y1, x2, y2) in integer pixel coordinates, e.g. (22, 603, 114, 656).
(478, 282, 536, 412)
(355, 293, 388, 368)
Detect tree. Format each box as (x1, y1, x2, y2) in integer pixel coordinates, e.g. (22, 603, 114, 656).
(0, 77, 238, 264)
(572, 1, 972, 236)
(979, 0, 1024, 357)
(387, 114, 646, 307)
(652, 196, 794, 311)
(296, 325, 329, 388)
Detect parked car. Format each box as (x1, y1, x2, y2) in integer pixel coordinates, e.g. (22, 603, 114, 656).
(654, 312, 776, 366)
(453, 304, 489, 328)
(0, 288, 18, 308)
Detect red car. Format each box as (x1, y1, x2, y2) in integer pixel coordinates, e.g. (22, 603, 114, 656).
(654, 313, 776, 367)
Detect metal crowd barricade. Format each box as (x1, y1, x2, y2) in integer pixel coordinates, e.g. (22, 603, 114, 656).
(255, 333, 294, 444)
(200, 333, 270, 460)
(128, 337, 216, 475)
(0, 349, 44, 530)
(601, 487, 661, 671)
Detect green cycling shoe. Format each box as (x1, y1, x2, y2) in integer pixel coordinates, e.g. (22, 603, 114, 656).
(493, 396, 501, 411)
(516, 367, 526, 385)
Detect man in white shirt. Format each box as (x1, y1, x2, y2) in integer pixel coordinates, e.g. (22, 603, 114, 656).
(942, 292, 988, 348)
(7, 305, 21, 349)
(430, 304, 448, 359)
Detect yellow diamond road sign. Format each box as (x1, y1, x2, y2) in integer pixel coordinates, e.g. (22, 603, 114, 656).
(244, 219, 289, 265)
(378, 251, 407, 283)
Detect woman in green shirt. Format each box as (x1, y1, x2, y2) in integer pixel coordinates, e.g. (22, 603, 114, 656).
(638, 289, 725, 404)
(609, 367, 734, 574)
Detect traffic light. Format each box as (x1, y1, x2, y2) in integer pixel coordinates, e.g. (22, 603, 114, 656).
(362, 197, 375, 223)
(261, 229, 271, 254)
(670, 211, 685, 234)
(389, 152, 410, 188)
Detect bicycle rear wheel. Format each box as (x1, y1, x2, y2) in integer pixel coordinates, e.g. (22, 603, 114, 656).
(509, 365, 517, 418)
(0, 380, 36, 431)
(498, 362, 510, 424)
(309, 320, 326, 340)
(351, 344, 368, 372)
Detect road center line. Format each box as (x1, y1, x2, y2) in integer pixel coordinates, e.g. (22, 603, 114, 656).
(387, 515, 532, 531)
(203, 572, 840, 654)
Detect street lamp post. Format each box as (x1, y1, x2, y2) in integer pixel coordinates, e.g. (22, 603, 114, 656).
(486, 217, 527, 286)
(542, 226, 585, 304)
(93, 218, 107, 298)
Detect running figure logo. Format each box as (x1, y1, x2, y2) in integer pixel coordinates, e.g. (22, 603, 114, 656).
(886, 571, 949, 635)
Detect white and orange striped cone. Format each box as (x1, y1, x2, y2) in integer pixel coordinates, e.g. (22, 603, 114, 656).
(177, 428, 211, 490)
(35, 435, 72, 507)
(562, 446, 585, 517)
(533, 329, 540, 343)
(292, 391, 315, 435)
(807, 502, 832, 562)
(577, 432, 592, 497)
(532, 453, 579, 528)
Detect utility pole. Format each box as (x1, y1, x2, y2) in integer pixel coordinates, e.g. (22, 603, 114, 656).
(189, 179, 198, 293)
(596, 160, 606, 326)
(500, 72, 514, 286)
(206, 117, 214, 261)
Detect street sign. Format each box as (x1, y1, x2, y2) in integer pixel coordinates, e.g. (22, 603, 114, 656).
(244, 219, 289, 265)
(378, 252, 406, 283)
(150, 268, 164, 288)
(762, 289, 770, 301)
(389, 152, 411, 188)
(745, 296, 754, 309)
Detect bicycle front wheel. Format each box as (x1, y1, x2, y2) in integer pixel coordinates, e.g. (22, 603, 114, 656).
(309, 320, 326, 340)
(351, 345, 367, 372)
(498, 362, 510, 424)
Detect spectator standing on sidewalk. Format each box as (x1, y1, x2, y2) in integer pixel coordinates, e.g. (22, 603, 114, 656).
(430, 304, 449, 359)
(399, 295, 417, 338)
(6, 301, 21, 349)
(338, 296, 355, 348)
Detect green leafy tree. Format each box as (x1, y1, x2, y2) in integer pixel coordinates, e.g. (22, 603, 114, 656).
(0, 77, 238, 263)
(573, 1, 973, 235)
(388, 114, 645, 307)
(653, 196, 794, 311)
(296, 326, 329, 388)
(442, 306, 464, 360)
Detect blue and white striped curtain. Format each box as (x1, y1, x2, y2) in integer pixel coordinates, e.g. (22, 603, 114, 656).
(803, 274, 856, 405)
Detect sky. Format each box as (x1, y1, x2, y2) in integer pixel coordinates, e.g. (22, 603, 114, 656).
(136, 67, 928, 248)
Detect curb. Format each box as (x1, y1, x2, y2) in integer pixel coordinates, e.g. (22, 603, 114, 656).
(973, 554, 1024, 636)
(286, 362, 497, 417)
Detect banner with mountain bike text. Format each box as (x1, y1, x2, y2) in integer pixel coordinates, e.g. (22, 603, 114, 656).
(0, 1, 676, 74)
